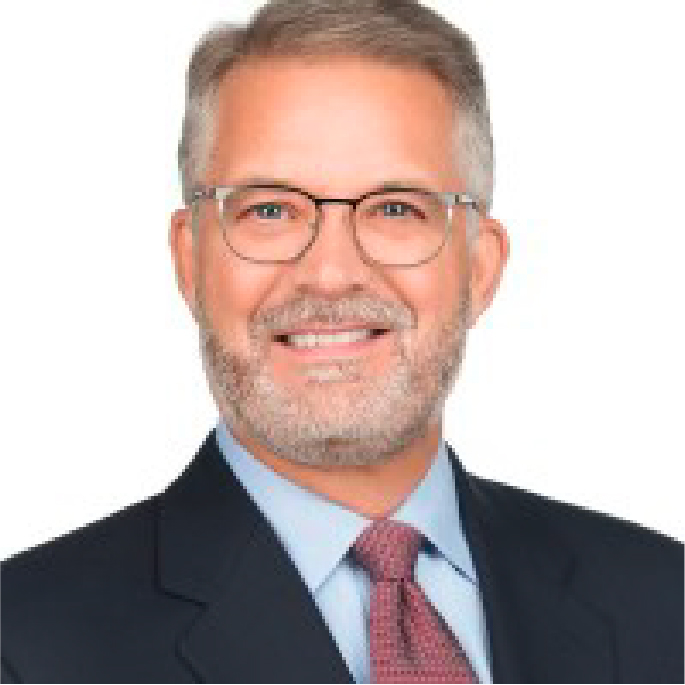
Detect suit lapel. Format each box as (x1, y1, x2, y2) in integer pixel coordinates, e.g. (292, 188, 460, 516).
(446, 444, 617, 683)
(157, 430, 353, 683)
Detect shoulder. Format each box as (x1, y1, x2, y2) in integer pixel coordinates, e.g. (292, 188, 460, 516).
(1, 495, 163, 676)
(1, 431, 220, 593)
(469, 472, 682, 562)
(1, 495, 161, 618)
(2, 494, 158, 592)
(467, 473, 683, 628)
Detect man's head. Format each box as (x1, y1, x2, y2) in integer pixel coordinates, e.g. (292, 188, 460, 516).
(170, 0, 508, 469)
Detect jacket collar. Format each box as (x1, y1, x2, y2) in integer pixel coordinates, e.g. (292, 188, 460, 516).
(156, 430, 615, 683)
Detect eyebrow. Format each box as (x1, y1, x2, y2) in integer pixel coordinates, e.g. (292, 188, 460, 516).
(228, 176, 438, 195)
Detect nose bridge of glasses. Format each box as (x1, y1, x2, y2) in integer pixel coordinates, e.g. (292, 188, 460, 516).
(314, 196, 360, 215)
(315, 200, 368, 251)
(310, 197, 362, 235)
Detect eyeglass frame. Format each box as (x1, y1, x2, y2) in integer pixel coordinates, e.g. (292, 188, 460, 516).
(191, 183, 481, 268)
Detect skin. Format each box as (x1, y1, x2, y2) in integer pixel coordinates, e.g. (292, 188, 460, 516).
(170, 57, 509, 518)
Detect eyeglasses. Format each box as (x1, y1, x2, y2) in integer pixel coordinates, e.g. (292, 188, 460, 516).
(192, 183, 479, 268)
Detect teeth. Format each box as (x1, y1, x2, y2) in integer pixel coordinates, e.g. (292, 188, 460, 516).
(285, 329, 377, 348)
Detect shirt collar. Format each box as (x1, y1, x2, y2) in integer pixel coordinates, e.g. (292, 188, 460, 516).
(215, 420, 477, 594)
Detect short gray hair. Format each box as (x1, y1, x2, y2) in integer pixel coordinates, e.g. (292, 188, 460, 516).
(178, 0, 494, 222)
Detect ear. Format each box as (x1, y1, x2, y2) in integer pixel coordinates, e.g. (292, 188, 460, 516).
(169, 207, 199, 322)
(467, 213, 510, 326)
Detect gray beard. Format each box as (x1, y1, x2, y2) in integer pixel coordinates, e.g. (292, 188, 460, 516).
(197, 287, 471, 468)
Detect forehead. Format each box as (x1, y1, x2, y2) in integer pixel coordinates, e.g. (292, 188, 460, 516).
(207, 57, 459, 192)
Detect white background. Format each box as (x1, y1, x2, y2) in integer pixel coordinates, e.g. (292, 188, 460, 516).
(1, 1, 683, 559)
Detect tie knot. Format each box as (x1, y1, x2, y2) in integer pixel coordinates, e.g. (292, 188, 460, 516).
(352, 519, 422, 582)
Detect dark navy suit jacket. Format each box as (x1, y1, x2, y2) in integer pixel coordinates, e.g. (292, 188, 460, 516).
(1, 430, 683, 682)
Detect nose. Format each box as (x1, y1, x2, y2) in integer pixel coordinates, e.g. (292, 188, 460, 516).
(288, 202, 378, 293)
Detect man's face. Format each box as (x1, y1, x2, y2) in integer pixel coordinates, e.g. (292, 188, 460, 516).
(172, 57, 506, 468)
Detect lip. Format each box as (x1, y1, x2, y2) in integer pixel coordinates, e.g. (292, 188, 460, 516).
(271, 329, 393, 360)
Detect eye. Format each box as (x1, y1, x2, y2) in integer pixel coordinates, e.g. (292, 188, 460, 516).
(377, 202, 424, 219)
(248, 202, 287, 219)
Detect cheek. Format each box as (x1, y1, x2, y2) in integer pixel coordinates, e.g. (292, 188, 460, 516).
(396, 261, 462, 334)
(199, 241, 277, 343)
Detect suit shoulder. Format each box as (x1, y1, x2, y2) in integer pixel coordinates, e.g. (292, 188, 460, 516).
(465, 473, 683, 681)
(1, 494, 165, 679)
(0, 478, 211, 683)
(2, 494, 159, 600)
(467, 473, 682, 569)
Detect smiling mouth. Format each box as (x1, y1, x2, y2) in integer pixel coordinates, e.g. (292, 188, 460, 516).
(273, 328, 389, 348)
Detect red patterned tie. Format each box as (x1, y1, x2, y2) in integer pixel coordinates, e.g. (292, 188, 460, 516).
(353, 519, 478, 683)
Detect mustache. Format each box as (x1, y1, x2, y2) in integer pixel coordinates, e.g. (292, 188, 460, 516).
(252, 295, 416, 337)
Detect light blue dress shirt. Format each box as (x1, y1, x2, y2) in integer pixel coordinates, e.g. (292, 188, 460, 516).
(215, 421, 493, 683)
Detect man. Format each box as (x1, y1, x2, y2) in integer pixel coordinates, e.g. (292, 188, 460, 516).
(2, 0, 682, 682)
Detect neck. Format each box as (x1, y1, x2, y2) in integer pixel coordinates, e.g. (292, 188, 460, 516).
(228, 421, 442, 519)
